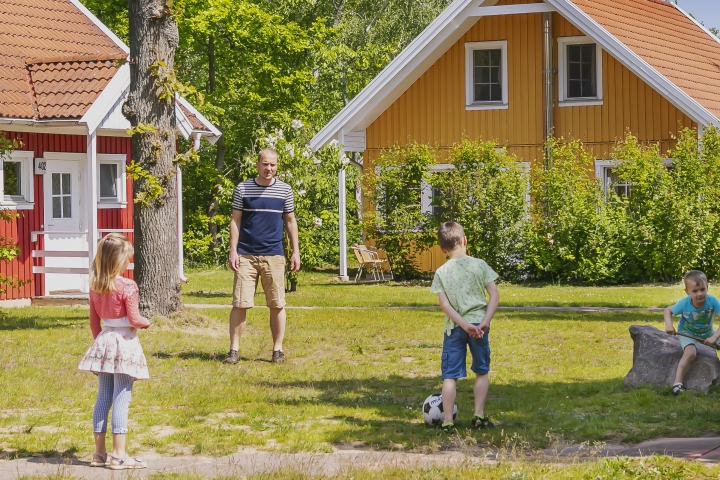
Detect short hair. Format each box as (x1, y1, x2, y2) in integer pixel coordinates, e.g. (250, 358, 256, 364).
(258, 148, 278, 163)
(438, 221, 465, 251)
(684, 270, 708, 286)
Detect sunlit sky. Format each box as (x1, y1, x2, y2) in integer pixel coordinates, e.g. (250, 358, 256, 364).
(676, 0, 720, 32)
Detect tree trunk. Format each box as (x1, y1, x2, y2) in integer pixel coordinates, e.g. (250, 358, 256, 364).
(123, 0, 181, 316)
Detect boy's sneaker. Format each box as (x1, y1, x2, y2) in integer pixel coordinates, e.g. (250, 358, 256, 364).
(224, 349, 239, 364)
(440, 422, 455, 432)
(471, 415, 495, 429)
(271, 350, 285, 363)
(672, 383, 685, 396)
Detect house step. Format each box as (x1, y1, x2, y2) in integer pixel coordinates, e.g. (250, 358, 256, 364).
(32, 295, 89, 307)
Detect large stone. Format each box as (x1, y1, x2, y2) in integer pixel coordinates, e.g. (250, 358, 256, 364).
(624, 324, 720, 394)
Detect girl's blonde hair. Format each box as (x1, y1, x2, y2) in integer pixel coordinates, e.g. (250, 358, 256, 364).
(90, 233, 134, 293)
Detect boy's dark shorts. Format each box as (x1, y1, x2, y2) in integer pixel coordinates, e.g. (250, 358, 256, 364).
(441, 326, 490, 379)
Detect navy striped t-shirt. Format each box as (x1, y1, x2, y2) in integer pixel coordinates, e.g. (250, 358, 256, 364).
(232, 178, 294, 255)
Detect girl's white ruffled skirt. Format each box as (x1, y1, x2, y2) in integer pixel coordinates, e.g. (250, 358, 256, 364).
(78, 327, 149, 380)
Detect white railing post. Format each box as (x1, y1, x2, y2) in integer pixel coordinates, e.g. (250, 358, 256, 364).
(338, 165, 349, 281)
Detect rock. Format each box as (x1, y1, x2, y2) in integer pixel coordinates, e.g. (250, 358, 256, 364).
(624, 325, 720, 394)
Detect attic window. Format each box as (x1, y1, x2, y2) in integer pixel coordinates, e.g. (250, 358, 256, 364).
(558, 36, 603, 106)
(465, 41, 508, 110)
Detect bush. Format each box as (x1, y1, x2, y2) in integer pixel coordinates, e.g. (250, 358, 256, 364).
(527, 138, 626, 283)
(428, 139, 530, 281)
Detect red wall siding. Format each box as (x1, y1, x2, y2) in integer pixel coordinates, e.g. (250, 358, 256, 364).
(0, 132, 134, 299)
(97, 136, 134, 280)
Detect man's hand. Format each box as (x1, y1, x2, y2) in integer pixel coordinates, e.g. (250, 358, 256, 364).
(290, 251, 301, 273)
(228, 251, 239, 272)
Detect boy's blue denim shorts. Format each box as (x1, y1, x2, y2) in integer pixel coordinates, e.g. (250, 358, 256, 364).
(441, 325, 490, 379)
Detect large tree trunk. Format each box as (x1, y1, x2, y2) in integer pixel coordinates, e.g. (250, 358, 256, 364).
(123, 0, 182, 316)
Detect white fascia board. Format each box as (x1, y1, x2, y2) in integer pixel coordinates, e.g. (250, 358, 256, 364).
(0, 120, 86, 135)
(175, 95, 222, 144)
(545, 0, 719, 127)
(81, 63, 130, 134)
(469, 4, 556, 16)
(175, 104, 193, 140)
(674, 4, 720, 50)
(68, 0, 129, 54)
(310, 0, 501, 151)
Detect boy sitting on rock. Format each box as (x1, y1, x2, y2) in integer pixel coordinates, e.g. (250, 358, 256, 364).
(664, 270, 720, 395)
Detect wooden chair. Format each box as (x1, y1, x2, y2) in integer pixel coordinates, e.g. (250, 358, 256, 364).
(351, 245, 387, 281)
(357, 245, 392, 281)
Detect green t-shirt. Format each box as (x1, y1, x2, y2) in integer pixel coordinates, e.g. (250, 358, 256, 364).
(430, 256, 499, 335)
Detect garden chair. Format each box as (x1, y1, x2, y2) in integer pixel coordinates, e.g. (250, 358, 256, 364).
(351, 245, 386, 282)
(362, 245, 394, 280)
(357, 245, 392, 281)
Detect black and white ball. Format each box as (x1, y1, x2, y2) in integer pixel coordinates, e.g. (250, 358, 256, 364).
(422, 393, 457, 426)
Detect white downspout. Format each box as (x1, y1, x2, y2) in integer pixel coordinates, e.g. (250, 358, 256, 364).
(338, 130, 349, 281)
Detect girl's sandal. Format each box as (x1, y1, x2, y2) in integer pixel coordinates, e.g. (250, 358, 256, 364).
(109, 454, 147, 470)
(89, 452, 109, 467)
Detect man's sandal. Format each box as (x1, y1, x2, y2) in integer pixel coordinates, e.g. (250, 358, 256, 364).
(672, 383, 685, 396)
(89, 452, 109, 467)
(109, 455, 147, 470)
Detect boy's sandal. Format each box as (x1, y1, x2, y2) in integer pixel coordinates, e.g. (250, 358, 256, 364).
(89, 452, 109, 467)
(672, 383, 685, 396)
(109, 454, 147, 470)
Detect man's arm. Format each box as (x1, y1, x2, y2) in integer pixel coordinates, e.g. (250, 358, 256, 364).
(478, 281, 499, 333)
(438, 292, 482, 338)
(228, 209, 242, 272)
(664, 305, 676, 334)
(284, 212, 301, 273)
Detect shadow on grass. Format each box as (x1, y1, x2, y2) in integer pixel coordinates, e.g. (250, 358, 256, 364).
(9, 447, 80, 461)
(0, 315, 85, 331)
(152, 350, 268, 362)
(257, 375, 720, 447)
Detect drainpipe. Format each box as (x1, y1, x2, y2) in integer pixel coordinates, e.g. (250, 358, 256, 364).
(542, 11, 554, 164)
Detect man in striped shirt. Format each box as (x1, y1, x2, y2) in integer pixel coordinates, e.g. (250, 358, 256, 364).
(225, 148, 300, 364)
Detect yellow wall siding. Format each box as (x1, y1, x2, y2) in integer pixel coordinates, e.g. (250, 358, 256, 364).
(364, 6, 697, 273)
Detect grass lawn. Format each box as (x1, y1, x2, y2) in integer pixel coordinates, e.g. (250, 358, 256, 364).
(2, 304, 720, 463)
(181, 268, 688, 308)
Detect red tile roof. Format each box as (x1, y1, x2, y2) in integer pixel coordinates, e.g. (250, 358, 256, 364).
(0, 0, 126, 119)
(178, 103, 207, 131)
(570, 0, 720, 120)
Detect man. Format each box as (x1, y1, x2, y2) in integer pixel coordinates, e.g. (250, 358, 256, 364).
(225, 148, 300, 364)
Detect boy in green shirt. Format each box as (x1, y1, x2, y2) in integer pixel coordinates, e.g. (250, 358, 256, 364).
(430, 221, 499, 430)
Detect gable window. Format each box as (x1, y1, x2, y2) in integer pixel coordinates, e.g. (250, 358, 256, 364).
(0, 150, 34, 209)
(97, 154, 127, 208)
(558, 36, 603, 106)
(465, 41, 508, 110)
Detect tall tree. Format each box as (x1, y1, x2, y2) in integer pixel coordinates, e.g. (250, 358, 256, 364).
(123, 0, 182, 315)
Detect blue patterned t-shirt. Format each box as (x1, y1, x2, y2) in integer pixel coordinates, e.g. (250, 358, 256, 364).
(672, 294, 720, 338)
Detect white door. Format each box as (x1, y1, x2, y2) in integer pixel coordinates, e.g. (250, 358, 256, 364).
(42, 159, 89, 295)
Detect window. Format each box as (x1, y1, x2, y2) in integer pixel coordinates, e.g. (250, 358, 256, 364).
(97, 154, 127, 208)
(558, 36, 603, 106)
(51, 172, 72, 218)
(0, 150, 34, 209)
(421, 164, 454, 218)
(465, 41, 508, 110)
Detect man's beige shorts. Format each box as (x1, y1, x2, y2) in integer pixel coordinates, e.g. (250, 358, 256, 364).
(232, 255, 286, 309)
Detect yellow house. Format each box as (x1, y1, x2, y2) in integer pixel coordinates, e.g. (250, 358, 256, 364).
(311, 0, 720, 273)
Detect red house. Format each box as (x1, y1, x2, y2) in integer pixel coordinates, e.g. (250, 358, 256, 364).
(0, 0, 220, 304)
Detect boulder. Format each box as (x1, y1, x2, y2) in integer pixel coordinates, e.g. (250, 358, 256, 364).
(624, 325, 720, 394)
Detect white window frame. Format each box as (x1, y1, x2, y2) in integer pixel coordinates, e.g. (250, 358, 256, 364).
(0, 150, 34, 209)
(595, 159, 674, 199)
(558, 36, 603, 107)
(465, 40, 509, 110)
(97, 154, 127, 209)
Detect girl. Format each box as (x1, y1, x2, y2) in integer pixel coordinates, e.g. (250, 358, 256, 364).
(78, 233, 150, 470)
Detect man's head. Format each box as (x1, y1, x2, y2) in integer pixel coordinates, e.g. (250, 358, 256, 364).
(437, 221, 466, 253)
(684, 270, 708, 305)
(257, 148, 279, 180)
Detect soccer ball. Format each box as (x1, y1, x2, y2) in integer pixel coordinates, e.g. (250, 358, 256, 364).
(422, 393, 457, 426)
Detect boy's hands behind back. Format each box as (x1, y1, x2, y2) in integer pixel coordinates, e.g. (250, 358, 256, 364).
(462, 323, 483, 339)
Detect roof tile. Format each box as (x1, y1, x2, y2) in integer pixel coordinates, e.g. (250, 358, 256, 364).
(0, 0, 125, 119)
(570, 0, 720, 120)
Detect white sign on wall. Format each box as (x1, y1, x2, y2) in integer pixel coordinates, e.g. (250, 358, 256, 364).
(34, 158, 47, 175)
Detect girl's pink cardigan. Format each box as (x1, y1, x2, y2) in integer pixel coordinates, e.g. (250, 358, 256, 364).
(89, 277, 150, 338)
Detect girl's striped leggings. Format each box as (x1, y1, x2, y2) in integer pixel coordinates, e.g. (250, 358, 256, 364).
(93, 373, 135, 434)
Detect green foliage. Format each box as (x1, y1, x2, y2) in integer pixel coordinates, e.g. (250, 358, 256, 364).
(428, 140, 530, 280)
(528, 138, 626, 283)
(363, 144, 435, 279)
(126, 160, 166, 207)
(126, 123, 158, 136)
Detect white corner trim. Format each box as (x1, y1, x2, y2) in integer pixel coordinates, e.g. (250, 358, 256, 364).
(310, 0, 491, 151)
(557, 36, 603, 104)
(545, 0, 719, 127)
(465, 40, 509, 108)
(67, 0, 129, 53)
(81, 63, 130, 134)
(594, 159, 616, 178)
(469, 3, 556, 16)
